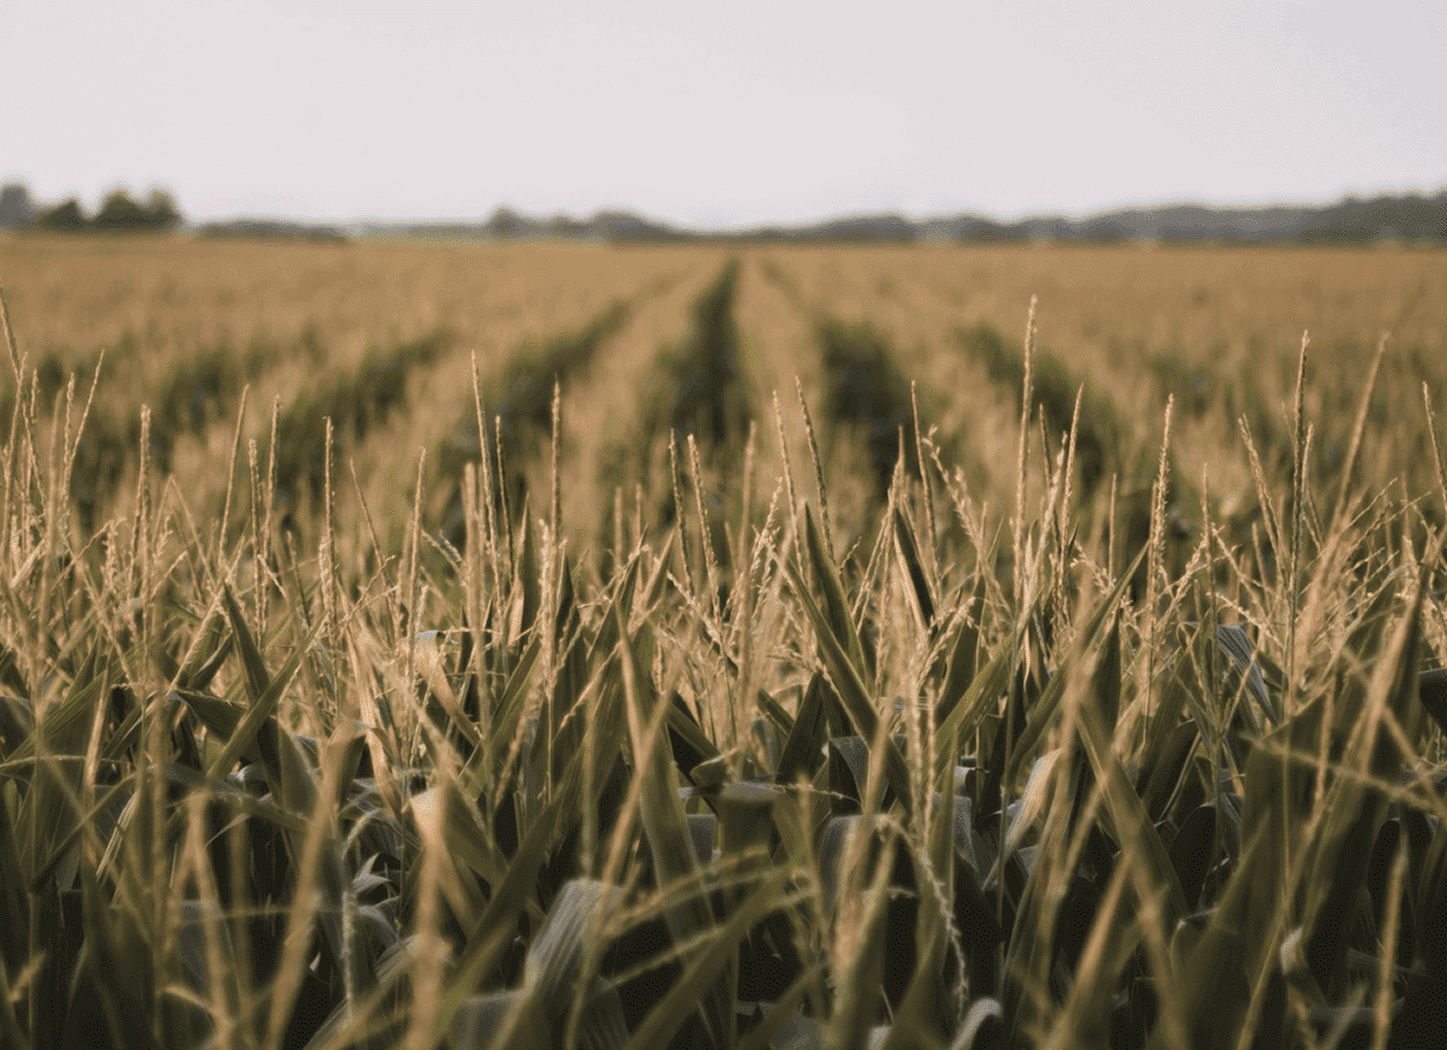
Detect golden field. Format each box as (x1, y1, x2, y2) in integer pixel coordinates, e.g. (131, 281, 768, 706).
(3, 233, 1447, 1049)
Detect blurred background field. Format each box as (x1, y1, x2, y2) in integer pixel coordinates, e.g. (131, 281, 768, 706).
(3, 235, 1444, 554)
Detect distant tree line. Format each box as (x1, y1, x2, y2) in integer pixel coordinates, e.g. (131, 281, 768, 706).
(0, 183, 182, 233)
(467, 194, 1447, 246)
(5, 179, 1447, 244)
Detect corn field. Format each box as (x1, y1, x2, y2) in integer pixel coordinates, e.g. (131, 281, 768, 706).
(2, 236, 1447, 1049)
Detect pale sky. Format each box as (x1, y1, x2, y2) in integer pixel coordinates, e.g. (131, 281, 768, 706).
(2, 0, 1444, 227)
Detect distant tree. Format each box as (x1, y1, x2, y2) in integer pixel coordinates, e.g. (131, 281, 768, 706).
(93, 188, 149, 229)
(483, 206, 528, 239)
(84, 187, 183, 232)
(1079, 220, 1129, 245)
(965, 219, 1028, 244)
(142, 188, 182, 230)
(0, 183, 36, 229)
(36, 198, 88, 232)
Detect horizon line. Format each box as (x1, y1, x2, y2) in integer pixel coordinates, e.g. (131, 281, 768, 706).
(6, 178, 1447, 233)
(206, 184, 1447, 233)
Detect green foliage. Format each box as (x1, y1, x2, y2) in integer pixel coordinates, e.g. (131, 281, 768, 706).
(33, 188, 182, 234)
(611, 259, 754, 560)
(10, 330, 323, 531)
(816, 319, 923, 495)
(647, 259, 752, 456)
(273, 329, 449, 508)
(491, 302, 631, 455)
(35, 198, 88, 232)
(1145, 347, 1218, 418)
(434, 299, 633, 550)
(957, 322, 1119, 493)
(440, 300, 630, 509)
(93, 188, 181, 232)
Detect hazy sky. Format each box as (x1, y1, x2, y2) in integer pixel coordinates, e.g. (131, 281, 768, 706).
(3, 1, 1443, 227)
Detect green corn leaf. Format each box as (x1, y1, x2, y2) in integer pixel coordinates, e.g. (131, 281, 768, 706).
(1300, 586, 1424, 994)
(801, 503, 866, 676)
(621, 863, 793, 1050)
(512, 511, 542, 649)
(1039, 860, 1140, 1050)
(892, 503, 936, 630)
(785, 557, 914, 817)
(77, 857, 158, 1049)
(449, 990, 544, 1048)
(616, 605, 734, 1048)
(933, 575, 985, 732)
(524, 878, 626, 1011)
(1419, 668, 1447, 736)
(733, 964, 825, 1050)
(1159, 822, 1272, 1050)
(175, 609, 232, 692)
(484, 632, 542, 777)
(1138, 720, 1199, 826)
(1074, 697, 1189, 927)
(935, 645, 1012, 784)
(754, 687, 796, 739)
(1005, 549, 1143, 785)
(6, 658, 108, 767)
(0, 780, 28, 968)
(0, 694, 34, 757)
(221, 584, 271, 704)
(776, 673, 829, 785)
(438, 768, 575, 1034)
(206, 604, 321, 780)
(1168, 803, 1218, 910)
(667, 691, 721, 775)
